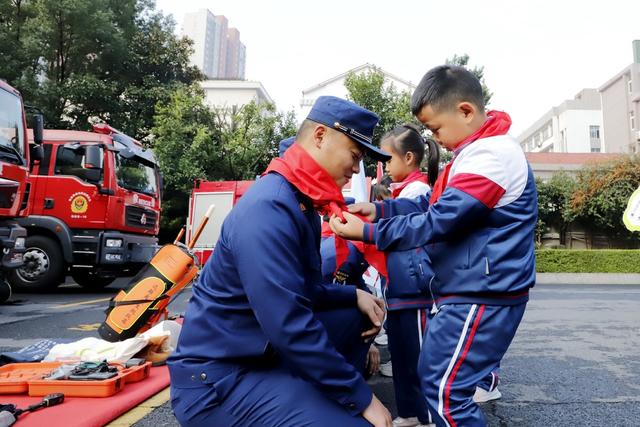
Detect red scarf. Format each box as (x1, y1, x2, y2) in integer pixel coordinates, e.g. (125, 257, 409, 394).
(429, 110, 512, 204)
(264, 143, 388, 278)
(391, 170, 430, 199)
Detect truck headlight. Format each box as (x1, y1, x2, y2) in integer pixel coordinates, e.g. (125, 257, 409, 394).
(14, 237, 25, 249)
(106, 238, 123, 248)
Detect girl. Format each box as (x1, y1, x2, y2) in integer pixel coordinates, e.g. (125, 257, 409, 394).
(379, 124, 438, 427)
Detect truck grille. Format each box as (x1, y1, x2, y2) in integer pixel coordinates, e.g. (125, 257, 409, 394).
(125, 206, 157, 230)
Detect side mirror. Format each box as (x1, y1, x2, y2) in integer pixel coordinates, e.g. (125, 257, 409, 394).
(30, 144, 44, 163)
(84, 145, 103, 170)
(85, 168, 101, 182)
(158, 171, 164, 200)
(27, 113, 44, 145)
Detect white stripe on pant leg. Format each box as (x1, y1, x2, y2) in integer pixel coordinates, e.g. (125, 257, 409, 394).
(417, 309, 423, 347)
(417, 309, 433, 424)
(436, 304, 478, 427)
(489, 372, 496, 392)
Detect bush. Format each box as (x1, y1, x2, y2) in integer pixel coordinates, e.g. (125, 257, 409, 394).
(536, 249, 640, 273)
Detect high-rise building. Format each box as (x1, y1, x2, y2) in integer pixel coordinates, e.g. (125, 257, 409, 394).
(181, 9, 246, 80)
(214, 15, 228, 78)
(182, 9, 217, 78)
(225, 28, 246, 80)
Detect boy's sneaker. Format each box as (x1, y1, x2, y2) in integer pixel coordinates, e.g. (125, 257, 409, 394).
(379, 361, 393, 377)
(473, 386, 502, 403)
(374, 332, 388, 346)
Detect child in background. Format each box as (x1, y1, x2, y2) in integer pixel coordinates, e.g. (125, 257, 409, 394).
(379, 124, 438, 427)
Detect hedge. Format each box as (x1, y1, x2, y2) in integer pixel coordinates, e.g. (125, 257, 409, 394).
(536, 249, 640, 273)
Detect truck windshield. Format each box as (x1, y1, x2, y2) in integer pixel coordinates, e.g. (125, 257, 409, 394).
(115, 153, 158, 197)
(0, 88, 25, 163)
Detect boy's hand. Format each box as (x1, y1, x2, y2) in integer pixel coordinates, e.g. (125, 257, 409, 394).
(366, 345, 380, 375)
(347, 202, 377, 222)
(329, 212, 365, 241)
(362, 394, 392, 427)
(356, 289, 385, 339)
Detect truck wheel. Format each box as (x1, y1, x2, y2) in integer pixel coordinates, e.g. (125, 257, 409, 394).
(8, 236, 65, 292)
(0, 279, 11, 303)
(72, 272, 115, 289)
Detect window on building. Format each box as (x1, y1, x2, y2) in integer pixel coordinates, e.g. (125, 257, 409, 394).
(631, 111, 636, 130)
(589, 125, 600, 139)
(541, 121, 553, 140)
(629, 80, 633, 93)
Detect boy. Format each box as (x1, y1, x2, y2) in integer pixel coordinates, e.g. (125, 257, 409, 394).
(330, 65, 537, 426)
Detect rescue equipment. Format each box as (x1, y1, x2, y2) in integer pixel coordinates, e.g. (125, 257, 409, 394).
(98, 205, 215, 342)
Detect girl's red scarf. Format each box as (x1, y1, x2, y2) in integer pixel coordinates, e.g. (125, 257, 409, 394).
(429, 110, 512, 205)
(391, 170, 430, 199)
(264, 143, 388, 278)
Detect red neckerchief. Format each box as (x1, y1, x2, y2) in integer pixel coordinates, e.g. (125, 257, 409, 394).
(391, 170, 430, 199)
(264, 143, 388, 278)
(429, 110, 512, 204)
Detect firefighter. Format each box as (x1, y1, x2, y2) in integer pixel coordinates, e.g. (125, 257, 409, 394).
(168, 96, 393, 427)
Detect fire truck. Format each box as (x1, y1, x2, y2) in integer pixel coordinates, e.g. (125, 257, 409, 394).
(0, 80, 43, 302)
(8, 123, 161, 291)
(186, 179, 368, 266)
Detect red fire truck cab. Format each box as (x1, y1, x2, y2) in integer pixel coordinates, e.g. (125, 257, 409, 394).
(0, 79, 43, 301)
(10, 123, 160, 291)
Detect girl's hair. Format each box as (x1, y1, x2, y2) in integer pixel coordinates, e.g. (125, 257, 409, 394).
(382, 123, 440, 186)
(382, 123, 425, 166)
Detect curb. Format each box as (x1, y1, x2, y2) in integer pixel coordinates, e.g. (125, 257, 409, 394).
(536, 273, 640, 285)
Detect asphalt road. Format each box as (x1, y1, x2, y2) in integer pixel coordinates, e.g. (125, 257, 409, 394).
(2, 282, 640, 426)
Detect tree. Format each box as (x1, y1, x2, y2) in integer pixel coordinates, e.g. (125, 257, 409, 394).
(152, 86, 297, 241)
(445, 54, 493, 107)
(535, 172, 576, 246)
(569, 155, 640, 241)
(344, 66, 417, 174)
(0, 0, 202, 139)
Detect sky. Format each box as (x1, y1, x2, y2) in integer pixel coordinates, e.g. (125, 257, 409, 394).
(155, 0, 640, 136)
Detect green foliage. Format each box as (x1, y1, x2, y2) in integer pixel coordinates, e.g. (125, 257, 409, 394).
(344, 66, 416, 174)
(535, 172, 576, 244)
(536, 249, 640, 273)
(0, 0, 202, 140)
(445, 54, 493, 107)
(152, 86, 297, 241)
(569, 155, 640, 240)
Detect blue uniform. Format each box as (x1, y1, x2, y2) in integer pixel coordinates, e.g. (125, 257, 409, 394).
(169, 173, 373, 426)
(320, 234, 368, 290)
(364, 134, 537, 426)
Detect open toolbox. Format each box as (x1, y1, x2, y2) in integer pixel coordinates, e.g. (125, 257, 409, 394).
(0, 361, 151, 397)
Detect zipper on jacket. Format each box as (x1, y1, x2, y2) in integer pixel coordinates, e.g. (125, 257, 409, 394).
(485, 257, 490, 275)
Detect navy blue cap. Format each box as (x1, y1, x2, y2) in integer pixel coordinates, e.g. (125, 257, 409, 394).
(278, 136, 295, 158)
(306, 96, 391, 162)
(344, 197, 356, 205)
